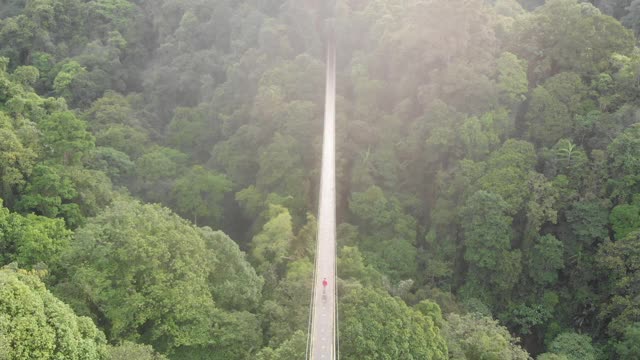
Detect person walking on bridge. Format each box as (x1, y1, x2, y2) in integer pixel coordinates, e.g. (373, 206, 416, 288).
(322, 278, 328, 294)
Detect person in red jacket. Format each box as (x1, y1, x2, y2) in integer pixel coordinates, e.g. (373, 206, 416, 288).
(322, 278, 328, 294)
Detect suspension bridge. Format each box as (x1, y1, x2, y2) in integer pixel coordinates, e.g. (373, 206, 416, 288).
(306, 35, 338, 360)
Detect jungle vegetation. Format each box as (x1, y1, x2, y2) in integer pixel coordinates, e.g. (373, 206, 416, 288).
(2, 0, 640, 359)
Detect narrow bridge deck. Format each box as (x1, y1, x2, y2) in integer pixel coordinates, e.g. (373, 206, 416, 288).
(308, 38, 337, 360)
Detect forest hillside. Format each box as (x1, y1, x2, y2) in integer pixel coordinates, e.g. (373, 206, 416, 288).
(2, 0, 640, 359)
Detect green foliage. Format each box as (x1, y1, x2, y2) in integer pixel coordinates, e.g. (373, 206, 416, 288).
(252, 204, 294, 275)
(528, 234, 564, 286)
(167, 106, 219, 163)
(504, 299, 557, 336)
(369, 238, 418, 280)
(525, 86, 572, 146)
(338, 246, 383, 287)
(565, 200, 610, 246)
(547, 332, 596, 360)
(255, 132, 307, 214)
(597, 231, 640, 337)
(260, 259, 312, 345)
(615, 323, 640, 359)
(478, 140, 537, 213)
(255, 330, 306, 360)
(11, 66, 39, 87)
(1, 0, 640, 357)
(132, 147, 187, 204)
(461, 190, 521, 296)
(610, 203, 640, 239)
(0, 112, 36, 205)
(84, 0, 135, 35)
(62, 198, 262, 358)
(622, 0, 640, 37)
(415, 300, 445, 328)
(523, 172, 558, 245)
(172, 166, 232, 226)
(291, 212, 316, 258)
(211, 125, 262, 188)
(459, 111, 514, 161)
(510, 0, 634, 80)
(497, 52, 528, 106)
(0, 268, 109, 360)
(340, 286, 448, 360)
(83, 91, 140, 131)
(108, 341, 167, 360)
(445, 313, 531, 360)
(350, 185, 395, 229)
(548, 139, 588, 179)
(0, 203, 71, 269)
(349, 185, 417, 279)
(95, 124, 149, 159)
(608, 124, 640, 201)
(537, 354, 568, 360)
(15, 164, 78, 219)
(38, 111, 95, 165)
(84, 146, 134, 183)
(53, 61, 87, 100)
(201, 228, 263, 312)
(5, 215, 71, 267)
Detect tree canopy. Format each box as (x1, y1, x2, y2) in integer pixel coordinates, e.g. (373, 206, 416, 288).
(1, 0, 640, 358)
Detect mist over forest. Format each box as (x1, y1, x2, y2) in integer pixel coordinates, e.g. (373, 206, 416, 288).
(2, 0, 640, 359)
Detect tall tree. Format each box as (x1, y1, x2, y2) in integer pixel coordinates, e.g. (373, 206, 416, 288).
(444, 313, 531, 360)
(62, 198, 262, 359)
(460, 190, 521, 302)
(0, 267, 109, 360)
(340, 286, 448, 360)
(172, 165, 232, 226)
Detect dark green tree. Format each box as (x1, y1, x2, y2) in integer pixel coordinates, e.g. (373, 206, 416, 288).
(62, 198, 262, 358)
(0, 267, 109, 360)
(444, 313, 531, 360)
(340, 286, 448, 360)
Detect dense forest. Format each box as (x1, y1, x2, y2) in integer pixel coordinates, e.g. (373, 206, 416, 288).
(2, 0, 640, 358)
